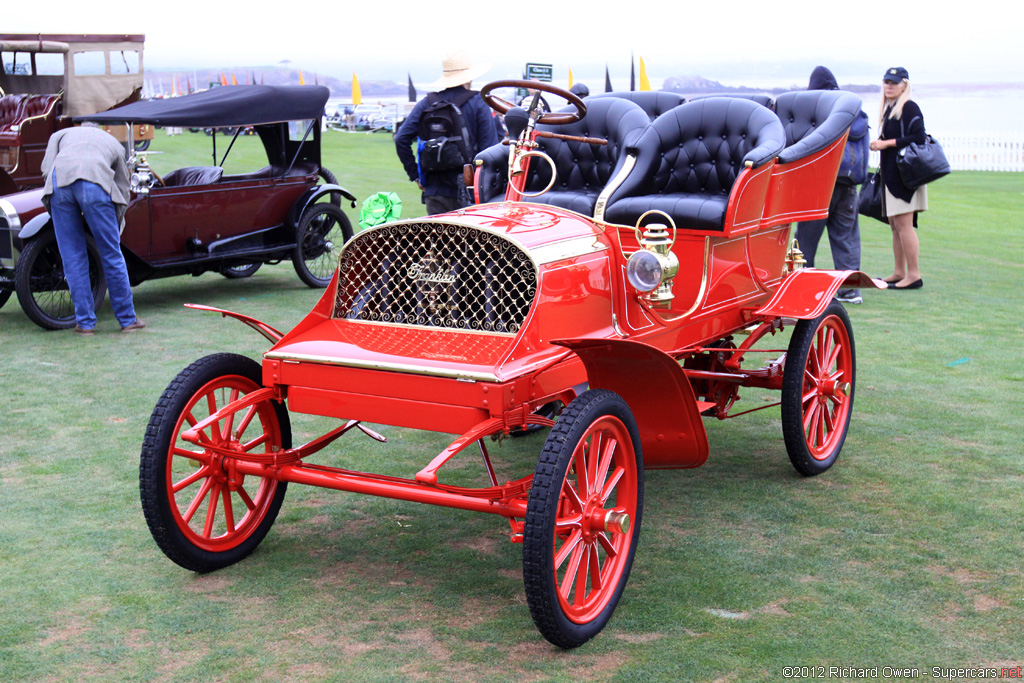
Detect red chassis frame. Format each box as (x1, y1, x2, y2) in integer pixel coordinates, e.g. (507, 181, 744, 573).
(145, 84, 882, 649)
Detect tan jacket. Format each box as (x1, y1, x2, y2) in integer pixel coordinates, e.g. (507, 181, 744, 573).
(41, 126, 131, 225)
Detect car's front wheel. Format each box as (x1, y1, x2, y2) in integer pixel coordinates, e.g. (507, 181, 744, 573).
(14, 230, 107, 330)
(291, 203, 352, 288)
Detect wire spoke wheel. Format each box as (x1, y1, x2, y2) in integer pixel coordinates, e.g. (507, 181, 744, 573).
(140, 354, 290, 572)
(14, 230, 106, 330)
(292, 203, 352, 288)
(523, 389, 643, 648)
(781, 301, 855, 475)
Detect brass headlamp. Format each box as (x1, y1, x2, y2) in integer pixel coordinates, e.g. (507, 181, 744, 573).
(626, 211, 679, 308)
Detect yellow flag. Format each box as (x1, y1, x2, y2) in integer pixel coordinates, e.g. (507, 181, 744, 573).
(352, 72, 362, 105)
(568, 68, 574, 89)
(299, 70, 305, 85)
(639, 58, 651, 91)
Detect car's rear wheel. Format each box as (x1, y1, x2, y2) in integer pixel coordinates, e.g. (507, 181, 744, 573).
(219, 262, 262, 279)
(781, 301, 855, 476)
(318, 167, 342, 207)
(292, 203, 352, 288)
(14, 230, 107, 330)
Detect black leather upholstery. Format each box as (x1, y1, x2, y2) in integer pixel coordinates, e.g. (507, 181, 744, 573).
(162, 166, 224, 187)
(591, 91, 686, 121)
(773, 90, 863, 164)
(604, 97, 785, 231)
(475, 97, 649, 215)
(690, 93, 774, 109)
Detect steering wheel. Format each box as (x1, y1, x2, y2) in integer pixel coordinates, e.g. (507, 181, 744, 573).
(480, 79, 586, 125)
(150, 168, 166, 188)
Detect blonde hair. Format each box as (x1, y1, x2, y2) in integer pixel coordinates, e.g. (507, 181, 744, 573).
(878, 79, 913, 125)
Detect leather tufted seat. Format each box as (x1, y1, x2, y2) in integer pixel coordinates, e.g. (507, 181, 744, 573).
(690, 93, 774, 110)
(475, 97, 650, 215)
(591, 91, 686, 121)
(604, 97, 785, 231)
(162, 166, 224, 187)
(20, 94, 59, 119)
(0, 95, 27, 131)
(773, 90, 863, 164)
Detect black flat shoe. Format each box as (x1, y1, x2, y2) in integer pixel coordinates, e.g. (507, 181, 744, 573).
(888, 278, 923, 290)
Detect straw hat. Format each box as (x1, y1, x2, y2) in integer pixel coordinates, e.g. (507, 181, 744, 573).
(424, 51, 491, 90)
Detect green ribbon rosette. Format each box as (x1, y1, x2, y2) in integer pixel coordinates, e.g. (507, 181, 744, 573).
(359, 191, 402, 230)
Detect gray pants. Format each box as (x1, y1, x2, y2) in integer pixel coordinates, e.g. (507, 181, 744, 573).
(796, 183, 861, 275)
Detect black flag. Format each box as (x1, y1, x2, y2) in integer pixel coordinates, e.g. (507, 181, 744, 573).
(408, 73, 417, 102)
(630, 53, 636, 91)
(605, 65, 613, 93)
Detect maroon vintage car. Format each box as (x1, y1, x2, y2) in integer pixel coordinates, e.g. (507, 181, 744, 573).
(140, 81, 882, 648)
(0, 85, 354, 329)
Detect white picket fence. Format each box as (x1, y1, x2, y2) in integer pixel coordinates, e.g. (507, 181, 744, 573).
(868, 135, 1024, 172)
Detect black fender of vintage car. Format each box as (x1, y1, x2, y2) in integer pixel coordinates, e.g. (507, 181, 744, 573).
(18, 212, 52, 241)
(287, 184, 357, 229)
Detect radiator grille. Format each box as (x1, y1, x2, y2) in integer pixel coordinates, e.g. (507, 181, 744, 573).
(333, 222, 537, 334)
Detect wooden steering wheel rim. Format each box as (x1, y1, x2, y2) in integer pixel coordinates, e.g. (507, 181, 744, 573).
(480, 79, 586, 125)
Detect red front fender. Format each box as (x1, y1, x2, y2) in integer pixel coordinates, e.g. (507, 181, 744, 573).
(551, 337, 709, 469)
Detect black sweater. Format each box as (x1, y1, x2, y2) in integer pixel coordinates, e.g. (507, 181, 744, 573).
(879, 100, 927, 202)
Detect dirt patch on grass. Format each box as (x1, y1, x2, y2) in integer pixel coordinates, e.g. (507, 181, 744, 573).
(184, 574, 234, 593)
(37, 614, 89, 647)
(450, 532, 503, 556)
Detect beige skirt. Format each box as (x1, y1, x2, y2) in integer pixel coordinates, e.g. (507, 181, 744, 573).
(883, 182, 928, 217)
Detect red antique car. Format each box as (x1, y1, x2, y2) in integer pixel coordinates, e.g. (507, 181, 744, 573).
(139, 81, 880, 648)
(0, 85, 353, 329)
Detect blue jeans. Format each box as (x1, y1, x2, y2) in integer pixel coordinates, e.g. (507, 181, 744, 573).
(49, 175, 137, 329)
(796, 183, 861, 291)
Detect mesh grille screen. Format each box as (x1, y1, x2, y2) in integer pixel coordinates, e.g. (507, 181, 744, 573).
(333, 223, 537, 334)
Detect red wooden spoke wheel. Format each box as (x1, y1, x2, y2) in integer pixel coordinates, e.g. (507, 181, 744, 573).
(781, 301, 856, 476)
(140, 353, 290, 572)
(523, 390, 643, 648)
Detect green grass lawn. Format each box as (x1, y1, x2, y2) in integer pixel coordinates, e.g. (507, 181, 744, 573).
(1, 131, 1022, 682)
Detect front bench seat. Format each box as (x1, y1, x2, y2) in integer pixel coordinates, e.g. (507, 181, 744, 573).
(475, 97, 650, 216)
(161, 166, 224, 187)
(773, 90, 863, 163)
(603, 97, 785, 231)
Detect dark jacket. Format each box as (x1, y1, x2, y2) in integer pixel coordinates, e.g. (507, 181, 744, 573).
(879, 100, 927, 202)
(807, 66, 870, 186)
(394, 87, 499, 198)
(808, 66, 839, 91)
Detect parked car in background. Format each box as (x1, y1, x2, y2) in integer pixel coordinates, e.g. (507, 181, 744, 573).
(0, 85, 355, 329)
(0, 33, 155, 195)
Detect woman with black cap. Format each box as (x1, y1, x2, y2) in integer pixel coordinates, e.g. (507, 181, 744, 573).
(870, 67, 928, 290)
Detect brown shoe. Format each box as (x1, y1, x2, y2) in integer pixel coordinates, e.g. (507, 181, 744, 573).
(74, 325, 95, 335)
(121, 319, 147, 333)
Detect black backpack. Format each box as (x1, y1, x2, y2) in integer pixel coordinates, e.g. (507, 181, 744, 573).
(416, 89, 475, 173)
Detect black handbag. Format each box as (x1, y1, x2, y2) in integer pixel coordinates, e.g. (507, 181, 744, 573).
(897, 134, 950, 190)
(858, 172, 887, 223)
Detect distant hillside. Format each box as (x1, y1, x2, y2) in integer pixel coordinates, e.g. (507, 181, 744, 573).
(662, 75, 878, 95)
(145, 67, 409, 99)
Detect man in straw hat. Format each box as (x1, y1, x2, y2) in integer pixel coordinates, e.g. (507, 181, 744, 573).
(395, 51, 499, 215)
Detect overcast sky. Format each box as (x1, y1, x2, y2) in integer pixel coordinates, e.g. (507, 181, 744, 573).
(6, 1, 1018, 87)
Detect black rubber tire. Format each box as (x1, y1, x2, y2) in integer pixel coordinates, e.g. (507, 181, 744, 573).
(291, 203, 352, 288)
(218, 262, 262, 279)
(134, 138, 151, 151)
(140, 353, 290, 573)
(318, 167, 342, 207)
(14, 230, 107, 330)
(523, 389, 644, 648)
(781, 301, 856, 476)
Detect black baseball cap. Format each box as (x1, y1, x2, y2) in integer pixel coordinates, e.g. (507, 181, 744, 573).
(883, 67, 909, 82)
